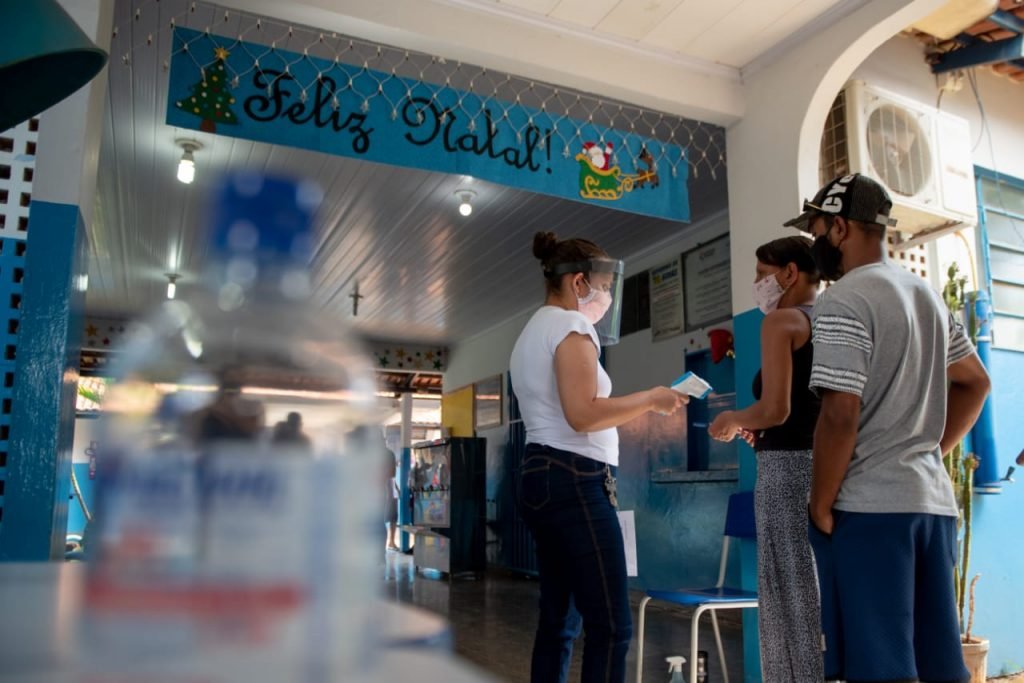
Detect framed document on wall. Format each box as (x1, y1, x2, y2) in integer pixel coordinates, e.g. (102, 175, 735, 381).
(682, 234, 732, 332)
(649, 258, 684, 342)
(474, 375, 503, 430)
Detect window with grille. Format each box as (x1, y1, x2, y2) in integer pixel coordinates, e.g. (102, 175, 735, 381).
(887, 233, 930, 282)
(820, 89, 849, 185)
(977, 170, 1024, 352)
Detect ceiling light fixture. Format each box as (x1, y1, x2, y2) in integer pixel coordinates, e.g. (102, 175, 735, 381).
(176, 139, 202, 184)
(166, 273, 178, 300)
(455, 189, 476, 217)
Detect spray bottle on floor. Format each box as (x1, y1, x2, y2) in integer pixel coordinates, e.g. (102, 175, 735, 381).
(667, 655, 687, 682)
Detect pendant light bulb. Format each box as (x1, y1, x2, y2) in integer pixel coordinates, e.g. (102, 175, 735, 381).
(175, 139, 202, 184)
(166, 274, 178, 300)
(455, 189, 476, 218)
(177, 153, 195, 184)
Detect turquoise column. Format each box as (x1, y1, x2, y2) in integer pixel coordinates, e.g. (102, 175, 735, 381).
(0, 0, 111, 560)
(732, 307, 763, 683)
(0, 202, 87, 560)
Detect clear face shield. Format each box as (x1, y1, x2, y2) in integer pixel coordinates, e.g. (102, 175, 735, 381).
(548, 258, 625, 346)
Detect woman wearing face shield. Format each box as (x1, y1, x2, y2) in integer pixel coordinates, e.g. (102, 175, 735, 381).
(510, 231, 687, 683)
(707, 236, 823, 682)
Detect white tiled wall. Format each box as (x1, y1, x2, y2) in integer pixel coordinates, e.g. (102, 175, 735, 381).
(0, 118, 38, 242)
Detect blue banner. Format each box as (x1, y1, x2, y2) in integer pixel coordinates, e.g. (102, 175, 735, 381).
(167, 28, 689, 222)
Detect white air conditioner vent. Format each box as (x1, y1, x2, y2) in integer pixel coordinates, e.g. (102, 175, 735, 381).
(866, 104, 932, 197)
(819, 81, 977, 243)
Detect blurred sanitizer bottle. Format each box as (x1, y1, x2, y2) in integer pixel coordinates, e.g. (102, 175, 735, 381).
(81, 173, 380, 683)
(667, 655, 687, 683)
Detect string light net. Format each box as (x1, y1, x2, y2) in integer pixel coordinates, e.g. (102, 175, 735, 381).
(113, 0, 726, 180)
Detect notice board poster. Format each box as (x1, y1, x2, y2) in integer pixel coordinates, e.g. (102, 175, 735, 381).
(649, 258, 684, 341)
(683, 234, 732, 332)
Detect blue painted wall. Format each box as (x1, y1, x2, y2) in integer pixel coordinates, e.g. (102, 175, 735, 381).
(731, 307, 763, 683)
(618, 413, 738, 593)
(969, 348, 1024, 675)
(0, 201, 87, 561)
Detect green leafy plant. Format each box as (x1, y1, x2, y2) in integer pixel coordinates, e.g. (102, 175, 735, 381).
(77, 384, 102, 405)
(942, 263, 981, 643)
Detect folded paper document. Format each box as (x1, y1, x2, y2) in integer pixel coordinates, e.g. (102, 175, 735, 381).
(671, 371, 713, 399)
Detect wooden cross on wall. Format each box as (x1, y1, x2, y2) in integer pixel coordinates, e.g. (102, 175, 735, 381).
(349, 281, 364, 316)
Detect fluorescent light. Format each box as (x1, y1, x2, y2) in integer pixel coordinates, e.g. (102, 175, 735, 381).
(166, 274, 178, 300)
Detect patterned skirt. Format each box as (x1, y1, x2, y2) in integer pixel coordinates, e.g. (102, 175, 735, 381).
(754, 449, 823, 683)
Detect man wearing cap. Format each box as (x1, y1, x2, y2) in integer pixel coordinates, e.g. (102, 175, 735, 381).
(785, 173, 991, 682)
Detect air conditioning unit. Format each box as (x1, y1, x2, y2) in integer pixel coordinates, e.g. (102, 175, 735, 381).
(820, 80, 977, 245)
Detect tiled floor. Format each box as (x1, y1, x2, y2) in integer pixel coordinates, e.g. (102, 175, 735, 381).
(380, 552, 746, 682)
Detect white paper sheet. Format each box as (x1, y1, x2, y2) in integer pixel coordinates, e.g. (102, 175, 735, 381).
(617, 510, 638, 577)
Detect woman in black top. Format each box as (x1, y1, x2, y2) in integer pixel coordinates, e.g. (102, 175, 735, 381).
(708, 236, 823, 682)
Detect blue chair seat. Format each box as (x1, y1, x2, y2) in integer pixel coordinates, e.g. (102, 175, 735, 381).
(646, 586, 758, 606)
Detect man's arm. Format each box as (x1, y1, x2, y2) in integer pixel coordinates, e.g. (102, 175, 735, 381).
(810, 390, 860, 534)
(940, 353, 990, 455)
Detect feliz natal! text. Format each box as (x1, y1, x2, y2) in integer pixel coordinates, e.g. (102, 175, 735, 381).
(242, 71, 553, 173)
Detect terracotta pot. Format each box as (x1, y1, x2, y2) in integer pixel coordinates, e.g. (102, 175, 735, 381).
(962, 637, 989, 683)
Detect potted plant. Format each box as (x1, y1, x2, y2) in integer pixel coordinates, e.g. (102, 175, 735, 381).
(942, 264, 988, 682)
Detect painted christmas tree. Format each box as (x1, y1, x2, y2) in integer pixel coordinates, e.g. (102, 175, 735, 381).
(176, 46, 238, 133)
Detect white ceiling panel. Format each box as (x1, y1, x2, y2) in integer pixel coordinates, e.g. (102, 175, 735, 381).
(496, 0, 563, 15)
(461, 0, 848, 69)
(548, 0, 621, 28)
(644, 0, 747, 56)
(682, 0, 835, 67)
(594, 0, 687, 42)
(681, 0, 802, 66)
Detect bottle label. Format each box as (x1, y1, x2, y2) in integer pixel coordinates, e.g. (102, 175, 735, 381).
(83, 445, 376, 681)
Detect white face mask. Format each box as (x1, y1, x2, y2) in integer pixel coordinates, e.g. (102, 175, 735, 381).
(577, 279, 612, 324)
(752, 271, 786, 315)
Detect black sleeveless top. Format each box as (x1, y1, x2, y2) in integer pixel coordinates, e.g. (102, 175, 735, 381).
(751, 305, 821, 452)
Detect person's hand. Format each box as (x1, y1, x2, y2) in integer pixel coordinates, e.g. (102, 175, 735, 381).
(809, 504, 834, 535)
(649, 387, 687, 416)
(708, 411, 741, 442)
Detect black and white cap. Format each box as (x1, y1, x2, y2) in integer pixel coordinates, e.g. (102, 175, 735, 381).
(783, 173, 898, 231)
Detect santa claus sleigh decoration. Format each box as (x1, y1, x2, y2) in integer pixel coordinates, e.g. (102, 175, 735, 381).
(575, 142, 660, 201)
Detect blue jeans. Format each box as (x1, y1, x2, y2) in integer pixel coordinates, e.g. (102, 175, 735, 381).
(517, 444, 632, 683)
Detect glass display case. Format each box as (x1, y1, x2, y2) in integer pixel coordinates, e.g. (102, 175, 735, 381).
(408, 438, 485, 578)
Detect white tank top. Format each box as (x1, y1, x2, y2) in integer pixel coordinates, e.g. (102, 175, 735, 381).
(509, 306, 619, 466)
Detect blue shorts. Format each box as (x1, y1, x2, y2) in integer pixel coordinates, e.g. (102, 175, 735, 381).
(809, 511, 969, 683)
